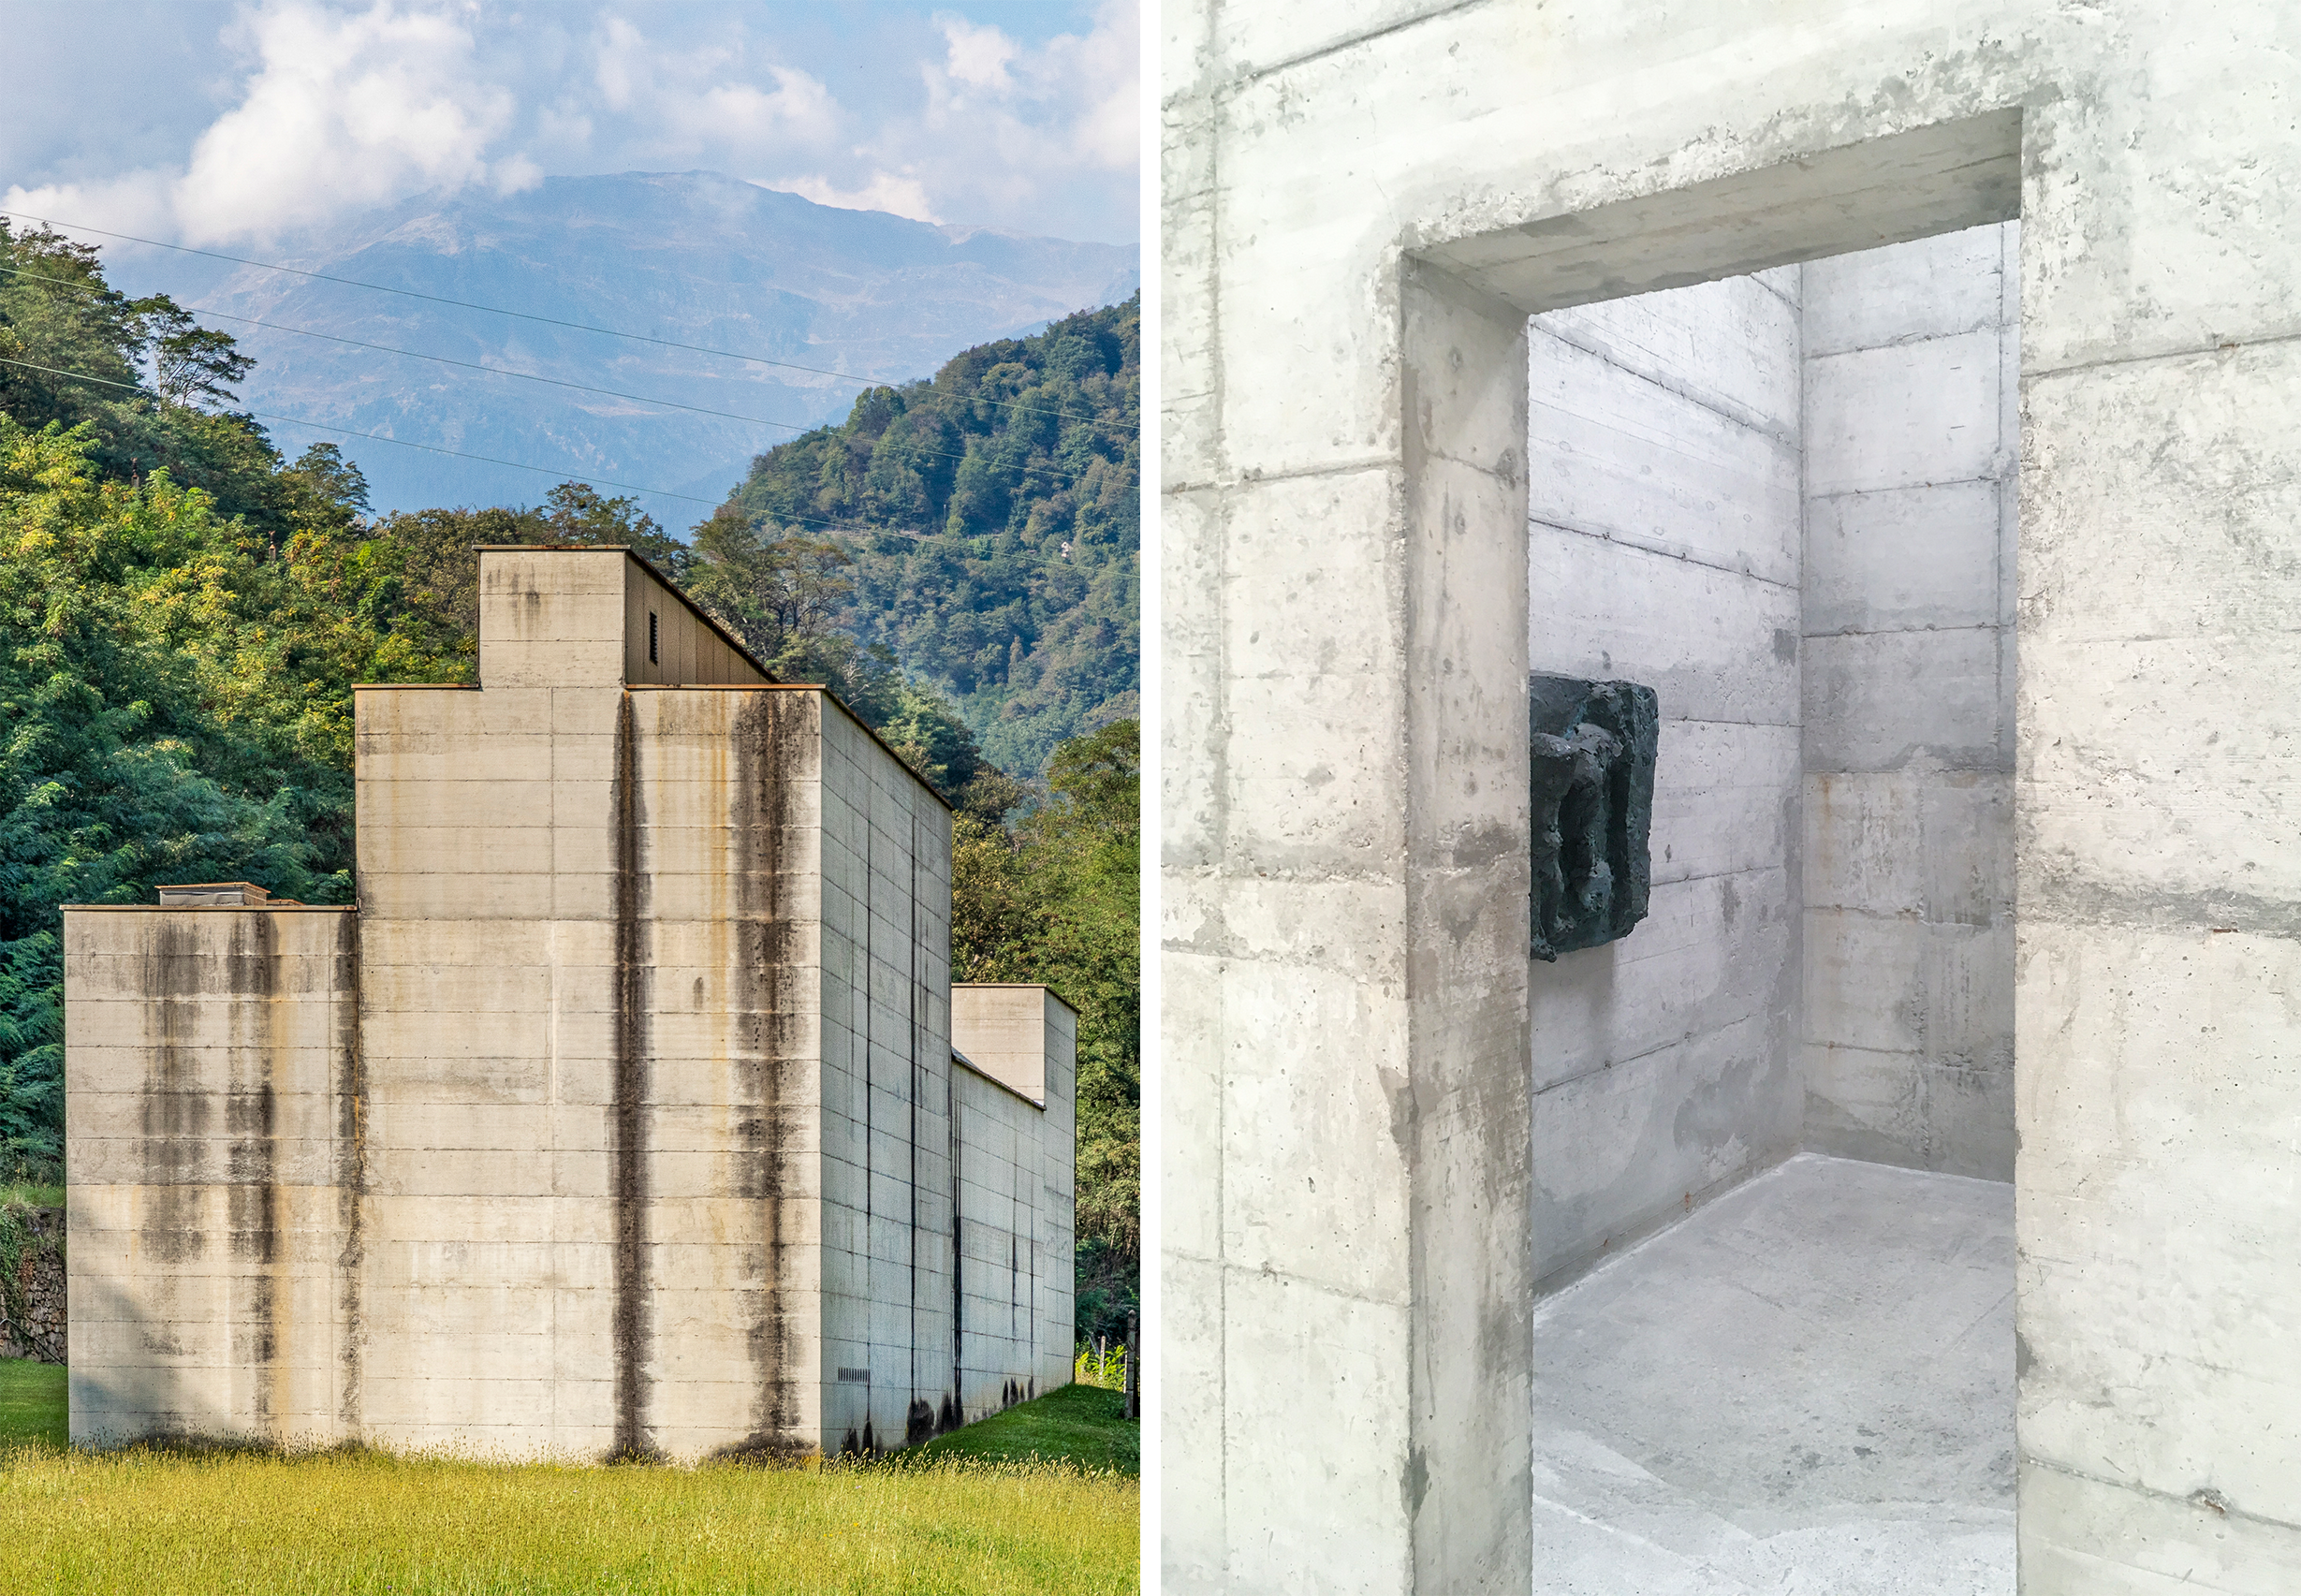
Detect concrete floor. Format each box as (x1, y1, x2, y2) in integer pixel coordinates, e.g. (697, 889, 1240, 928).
(1531, 1153, 2015, 1594)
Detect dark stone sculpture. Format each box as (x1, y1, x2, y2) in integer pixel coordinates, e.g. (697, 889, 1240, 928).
(1529, 674, 1658, 961)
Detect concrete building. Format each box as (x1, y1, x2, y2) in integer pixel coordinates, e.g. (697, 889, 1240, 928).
(1165, 7, 2301, 1593)
(65, 547, 1075, 1461)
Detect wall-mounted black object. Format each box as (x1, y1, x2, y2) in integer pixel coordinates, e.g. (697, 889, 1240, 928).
(1529, 674, 1658, 961)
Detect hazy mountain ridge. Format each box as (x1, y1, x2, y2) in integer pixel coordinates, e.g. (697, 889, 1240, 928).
(107, 172, 1136, 523)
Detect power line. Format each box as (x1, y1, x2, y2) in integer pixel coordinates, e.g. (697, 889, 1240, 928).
(0, 261, 1121, 488)
(0, 354, 1129, 574)
(2, 208, 1111, 425)
(0, 355, 715, 505)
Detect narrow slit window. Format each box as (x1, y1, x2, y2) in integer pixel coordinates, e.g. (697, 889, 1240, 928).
(649, 611, 659, 665)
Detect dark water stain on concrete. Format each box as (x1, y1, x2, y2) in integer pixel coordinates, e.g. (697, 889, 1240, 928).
(332, 909, 366, 1436)
(728, 691, 808, 1458)
(611, 693, 654, 1460)
(139, 918, 212, 1265)
(231, 914, 282, 1434)
(948, 1064, 965, 1429)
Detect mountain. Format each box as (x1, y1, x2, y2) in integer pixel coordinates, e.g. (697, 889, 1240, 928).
(105, 172, 1137, 525)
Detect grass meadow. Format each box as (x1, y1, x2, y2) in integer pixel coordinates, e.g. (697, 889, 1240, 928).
(0, 1362, 1137, 1595)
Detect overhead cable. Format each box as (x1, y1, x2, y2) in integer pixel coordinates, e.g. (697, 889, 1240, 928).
(0, 354, 1124, 571)
(0, 261, 1120, 487)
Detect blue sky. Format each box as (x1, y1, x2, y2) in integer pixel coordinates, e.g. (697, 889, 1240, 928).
(4, 1, 1137, 247)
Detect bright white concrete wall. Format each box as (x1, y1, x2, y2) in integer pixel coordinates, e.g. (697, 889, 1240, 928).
(1525, 271, 1805, 1288)
(64, 908, 359, 1445)
(1801, 222, 2019, 1179)
(1165, 6, 2301, 1589)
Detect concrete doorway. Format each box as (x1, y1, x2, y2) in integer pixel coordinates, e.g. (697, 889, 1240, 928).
(1508, 183, 2019, 1594)
(1168, 7, 2301, 1586)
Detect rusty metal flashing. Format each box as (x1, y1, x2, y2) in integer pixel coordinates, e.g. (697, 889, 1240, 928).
(472, 545, 781, 685)
(950, 1047, 1045, 1112)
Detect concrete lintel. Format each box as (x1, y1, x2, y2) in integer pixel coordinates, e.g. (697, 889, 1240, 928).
(1415, 110, 2022, 316)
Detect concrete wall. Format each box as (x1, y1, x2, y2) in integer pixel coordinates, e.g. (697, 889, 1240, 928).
(66, 547, 1071, 1462)
(951, 987, 1079, 1409)
(815, 697, 960, 1455)
(65, 907, 359, 1444)
(621, 555, 770, 688)
(1801, 222, 2019, 1179)
(354, 552, 965, 1462)
(1165, 6, 2301, 1589)
(352, 669, 834, 1460)
(1525, 271, 1805, 1288)
(476, 547, 770, 690)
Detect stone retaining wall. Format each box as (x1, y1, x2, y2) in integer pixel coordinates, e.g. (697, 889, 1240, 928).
(2, 1207, 64, 1364)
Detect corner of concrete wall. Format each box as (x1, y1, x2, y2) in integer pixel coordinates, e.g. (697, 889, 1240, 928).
(64, 906, 360, 1448)
(1523, 263, 1806, 1291)
(1401, 257, 1536, 1596)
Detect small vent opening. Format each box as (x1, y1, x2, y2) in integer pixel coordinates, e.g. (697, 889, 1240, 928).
(649, 610, 659, 665)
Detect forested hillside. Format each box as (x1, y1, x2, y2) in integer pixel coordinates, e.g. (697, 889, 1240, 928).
(717, 296, 1139, 777)
(0, 221, 1136, 1338)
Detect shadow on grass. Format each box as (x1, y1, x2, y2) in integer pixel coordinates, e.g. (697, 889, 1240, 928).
(1, 1359, 1136, 1478)
(876, 1383, 1137, 1476)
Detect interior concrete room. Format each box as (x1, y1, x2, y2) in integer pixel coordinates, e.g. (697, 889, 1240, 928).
(1521, 223, 2019, 1592)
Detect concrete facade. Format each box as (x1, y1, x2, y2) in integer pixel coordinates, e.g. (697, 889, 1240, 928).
(1165, 7, 2301, 1592)
(950, 988, 1080, 1413)
(66, 547, 1075, 1460)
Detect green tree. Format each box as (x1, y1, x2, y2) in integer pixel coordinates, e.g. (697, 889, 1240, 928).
(720, 296, 1140, 776)
(0, 419, 358, 1177)
(953, 719, 1139, 1340)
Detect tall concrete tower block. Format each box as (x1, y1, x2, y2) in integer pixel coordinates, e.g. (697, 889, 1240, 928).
(64, 547, 1077, 1460)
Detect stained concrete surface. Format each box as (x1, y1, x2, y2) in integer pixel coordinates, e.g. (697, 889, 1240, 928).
(1532, 1153, 2012, 1594)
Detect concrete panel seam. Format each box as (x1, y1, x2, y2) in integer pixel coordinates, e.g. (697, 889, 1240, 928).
(1225, 0, 1490, 89)
(1535, 318, 1800, 447)
(1529, 517, 1800, 592)
(2022, 325, 2301, 384)
(2022, 1457, 2301, 1537)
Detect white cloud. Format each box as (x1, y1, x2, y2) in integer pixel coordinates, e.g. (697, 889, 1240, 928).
(175, 1, 521, 243)
(683, 68, 836, 148)
(1, 168, 179, 242)
(939, 17, 1019, 91)
(780, 171, 942, 224)
(1, 2, 1136, 250)
(769, 0, 1135, 242)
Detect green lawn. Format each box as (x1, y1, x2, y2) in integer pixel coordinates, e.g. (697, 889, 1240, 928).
(0, 1357, 65, 1450)
(901, 1383, 1137, 1475)
(0, 1362, 1137, 1594)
